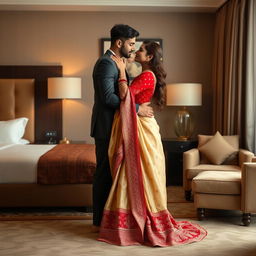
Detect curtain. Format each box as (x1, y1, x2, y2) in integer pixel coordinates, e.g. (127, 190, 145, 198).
(245, 0, 256, 153)
(212, 0, 248, 146)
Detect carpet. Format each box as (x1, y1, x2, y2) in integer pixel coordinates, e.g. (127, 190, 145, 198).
(1, 219, 256, 256)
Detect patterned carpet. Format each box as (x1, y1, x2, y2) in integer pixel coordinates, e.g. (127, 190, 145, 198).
(0, 186, 256, 256)
(0, 217, 255, 256)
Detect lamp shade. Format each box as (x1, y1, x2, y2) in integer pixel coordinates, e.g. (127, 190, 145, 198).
(48, 77, 81, 99)
(166, 83, 202, 106)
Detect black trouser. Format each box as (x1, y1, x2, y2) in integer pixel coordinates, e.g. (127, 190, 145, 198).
(93, 138, 112, 226)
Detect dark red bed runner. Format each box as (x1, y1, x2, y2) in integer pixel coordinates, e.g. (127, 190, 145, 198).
(37, 144, 96, 184)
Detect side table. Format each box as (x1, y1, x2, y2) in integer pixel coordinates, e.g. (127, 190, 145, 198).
(162, 138, 198, 186)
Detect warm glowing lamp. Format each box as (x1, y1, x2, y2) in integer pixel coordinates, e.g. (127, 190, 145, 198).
(48, 77, 81, 99)
(48, 77, 82, 143)
(166, 83, 202, 141)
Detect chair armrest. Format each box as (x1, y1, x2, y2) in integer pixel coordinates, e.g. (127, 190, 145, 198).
(183, 148, 200, 170)
(241, 163, 256, 213)
(239, 149, 254, 167)
(183, 148, 200, 191)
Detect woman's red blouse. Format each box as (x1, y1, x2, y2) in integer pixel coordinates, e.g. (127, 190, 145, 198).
(130, 71, 155, 104)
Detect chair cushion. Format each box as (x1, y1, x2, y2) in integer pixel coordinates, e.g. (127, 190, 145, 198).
(186, 164, 241, 179)
(198, 131, 237, 165)
(192, 171, 241, 195)
(198, 133, 239, 165)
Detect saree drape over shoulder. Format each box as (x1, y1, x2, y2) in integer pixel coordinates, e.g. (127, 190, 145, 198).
(98, 72, 207, 246)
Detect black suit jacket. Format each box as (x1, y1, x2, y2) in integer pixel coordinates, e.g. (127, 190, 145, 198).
(91, 50, 121, 139)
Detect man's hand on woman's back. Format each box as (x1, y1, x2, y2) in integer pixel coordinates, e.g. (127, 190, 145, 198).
(138, 102, 154, 117)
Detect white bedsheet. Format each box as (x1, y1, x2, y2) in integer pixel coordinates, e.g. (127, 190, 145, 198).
(0, 144, 55, 184)
(0, 144, 16, 150)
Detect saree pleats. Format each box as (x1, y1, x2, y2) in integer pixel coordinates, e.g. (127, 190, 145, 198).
(98, 91, 207, 246)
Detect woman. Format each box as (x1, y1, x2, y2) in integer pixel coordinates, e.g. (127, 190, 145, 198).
(98, 41, 207, 246)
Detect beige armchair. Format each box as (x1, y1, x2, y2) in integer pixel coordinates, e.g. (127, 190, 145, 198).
(183, 133, 254, 201)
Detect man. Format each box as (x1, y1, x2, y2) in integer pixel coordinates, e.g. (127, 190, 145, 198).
(91, 24, 153, 230)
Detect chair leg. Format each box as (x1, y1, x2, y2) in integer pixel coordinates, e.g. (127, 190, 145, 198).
(185, 190, 192, 201)
(197, 208, 205, 221)
(242, 213, 251, 226)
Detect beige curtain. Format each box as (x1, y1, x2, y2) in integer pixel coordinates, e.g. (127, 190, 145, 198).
(212, 0, 248, 144)
(245, 0, 256, 153)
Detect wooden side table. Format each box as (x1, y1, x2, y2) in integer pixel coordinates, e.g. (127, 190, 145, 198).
(162, 139, 198, 186)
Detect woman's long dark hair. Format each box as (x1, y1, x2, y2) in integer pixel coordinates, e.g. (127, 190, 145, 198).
(143, 40, 166, 108)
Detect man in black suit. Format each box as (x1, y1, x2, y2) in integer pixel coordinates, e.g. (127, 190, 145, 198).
(91, 24, 153, 230)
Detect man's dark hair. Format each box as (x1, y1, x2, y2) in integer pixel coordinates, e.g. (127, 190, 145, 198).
(110, 24, 139, 45)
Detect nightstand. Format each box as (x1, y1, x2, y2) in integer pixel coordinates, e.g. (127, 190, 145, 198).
(162, 139, 198, 186)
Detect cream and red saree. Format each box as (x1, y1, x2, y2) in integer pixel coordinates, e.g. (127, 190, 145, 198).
(98, 90, 207, 246)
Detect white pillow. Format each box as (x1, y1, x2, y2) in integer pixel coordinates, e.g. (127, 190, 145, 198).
(0, 118, 28, 144)
(18, 138, 30, 144)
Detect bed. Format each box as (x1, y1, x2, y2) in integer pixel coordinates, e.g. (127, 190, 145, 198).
(0, 74, 95, 208)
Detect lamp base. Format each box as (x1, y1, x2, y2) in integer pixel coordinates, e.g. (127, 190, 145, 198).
(59, 137, 70, 144)
(174, 107, 194, 140)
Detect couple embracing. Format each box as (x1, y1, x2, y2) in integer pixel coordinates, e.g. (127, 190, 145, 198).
(91, 24, 207, 246)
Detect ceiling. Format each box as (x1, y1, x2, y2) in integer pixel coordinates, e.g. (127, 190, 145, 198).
(0, 0, 228, 12)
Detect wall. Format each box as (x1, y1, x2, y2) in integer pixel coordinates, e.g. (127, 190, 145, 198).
(0, 11, 215, 143)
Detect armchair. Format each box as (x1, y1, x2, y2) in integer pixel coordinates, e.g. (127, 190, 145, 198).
(183, 133, 254, 201)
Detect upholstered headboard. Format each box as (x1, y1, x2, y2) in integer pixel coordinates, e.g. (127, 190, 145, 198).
(0, 79, 35, 142)
(0, 66, 63, 144)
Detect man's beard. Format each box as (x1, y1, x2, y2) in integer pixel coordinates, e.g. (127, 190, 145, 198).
(120, 46, 133, 58)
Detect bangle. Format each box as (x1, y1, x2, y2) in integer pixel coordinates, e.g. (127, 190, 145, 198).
(118, 79, 127, 83)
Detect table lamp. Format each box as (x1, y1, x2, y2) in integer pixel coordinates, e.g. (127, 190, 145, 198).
(48, 77, 82, 144)
(166, 83, 202, 141)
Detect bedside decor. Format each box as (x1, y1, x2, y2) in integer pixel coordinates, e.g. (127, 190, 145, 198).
(59, 137, 70, 144)
(166, 83, 202, 140)
(48, 77, 82, 143)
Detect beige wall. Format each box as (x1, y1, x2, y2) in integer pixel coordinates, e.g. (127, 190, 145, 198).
(0, 11, 215, 143)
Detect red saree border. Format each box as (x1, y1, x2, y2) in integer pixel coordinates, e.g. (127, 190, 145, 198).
(99, 208, 142, 246)
(120, 90, 147, 235)
(99, 208, 207, 246)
